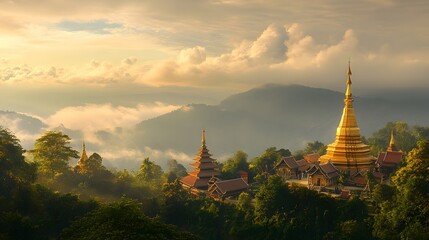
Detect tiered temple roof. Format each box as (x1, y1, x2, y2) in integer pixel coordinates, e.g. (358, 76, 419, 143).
(377, 131, 403, 168)
(319, 63, 376, 173)
(180, 130, 219, 190)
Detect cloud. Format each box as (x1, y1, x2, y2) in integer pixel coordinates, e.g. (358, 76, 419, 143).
(0, 57, 140, 85)
(45, 102, 180, 143)
(139, 23, 359, 87)
(1, 21, 428, 91)
(57, 20, 123, 34)
(0, 113, 45, 149)
(177, 46, 206, 64)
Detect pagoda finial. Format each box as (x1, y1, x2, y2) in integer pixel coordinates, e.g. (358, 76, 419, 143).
(389, 130, 395, 146)
(345, 60, 352, 98)
(202, 129, 206, 147)
(387, 130, 399, 152)
(78, 138, 88, 164)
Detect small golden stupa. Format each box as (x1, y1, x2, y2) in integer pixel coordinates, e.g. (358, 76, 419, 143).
(319, 62, 375, 173)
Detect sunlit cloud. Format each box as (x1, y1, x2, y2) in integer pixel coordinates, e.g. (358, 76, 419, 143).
(45, 102, 180, 143)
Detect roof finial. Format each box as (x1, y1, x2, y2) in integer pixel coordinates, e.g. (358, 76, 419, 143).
(202, 129, 206, 147)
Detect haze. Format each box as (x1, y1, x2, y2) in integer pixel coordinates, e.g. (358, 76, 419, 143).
(0, 0, 428, 169)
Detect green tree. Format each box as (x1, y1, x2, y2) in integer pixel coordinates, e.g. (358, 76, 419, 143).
(412, 125, 429, 141)
(236, 192, 252, 212)
(161, 180, 190, 226)
(371, 184, 395, 204)
(222, 150, 249, 179)
(60, 199, 197, 240)
(77, 153, 105, 175)
(137, 158, 163, 183)
(373, 140, 429, 239)
(254, 175, 290, 222)
(304, 140, 327, 155)
(0, 127, 36, 184)
(367, 122, 417, 155)
(250, 147, 288, 182)
(31, 131, 79, 179)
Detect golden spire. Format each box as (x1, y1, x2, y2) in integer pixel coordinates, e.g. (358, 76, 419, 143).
(79, 139, 88, 162)
(202, 129, 206, 147)
(387, 130, 399, 152)
(389, 130, 395, 146)
(319, 61, 375, 173)
(345, 60, 352, 100)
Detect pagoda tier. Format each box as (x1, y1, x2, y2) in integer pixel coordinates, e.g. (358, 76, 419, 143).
(319, 63, 375, 173)
(180, 129, 219, 190)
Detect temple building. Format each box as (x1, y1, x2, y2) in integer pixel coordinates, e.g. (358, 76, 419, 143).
(376, 131, 403, 177)
(208, 177, 249, 201)
(319, 63, 376, 175)
(307, 161, 340, 188)
(276, 156, 309, 180)
(180, 130, 220, 190)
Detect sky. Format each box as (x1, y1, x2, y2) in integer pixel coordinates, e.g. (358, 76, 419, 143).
(1, 0, 428, 168)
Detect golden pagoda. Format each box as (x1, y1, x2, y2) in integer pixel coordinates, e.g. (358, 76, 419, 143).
(319, 62, 375, 174)
(74, 140, 89, 173)
(180, 129, 219, 190)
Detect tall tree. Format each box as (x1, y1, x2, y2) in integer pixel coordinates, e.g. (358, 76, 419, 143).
(250, 147, 289, 182)
(137, 158, 163, 182)
(304, 140, 327, 155)
(76, 153, 105, 175)
(221, 150, 249, 179)
(61, 199, 197, 240)
(0, 127, 36, 185)
(373, 140, 429, 239)
(367, 122, 417, 155)
(31, 131, 79, 179)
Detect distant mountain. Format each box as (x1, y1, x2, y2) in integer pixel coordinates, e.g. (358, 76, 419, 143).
(130, 84, 429, 158)
(0, 110, 47, 148)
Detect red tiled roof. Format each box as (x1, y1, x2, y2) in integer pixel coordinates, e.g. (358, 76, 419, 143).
(296, 159, 310, 172)
(320, 162, 340, 178)
(180, 175, 197, 187)
(180, 175, 211, 188)
(209, 178, 249, 194)
(304, 153, 320, 164)
(340, 190, 351, 200)
(190, 162, 217, 169)
(188, 170, 219, 178)
(276, 156, 299, 169)
(354, 176, 366, 186)
(309, 162, 340, 179)
(377, 151, 403, 166)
